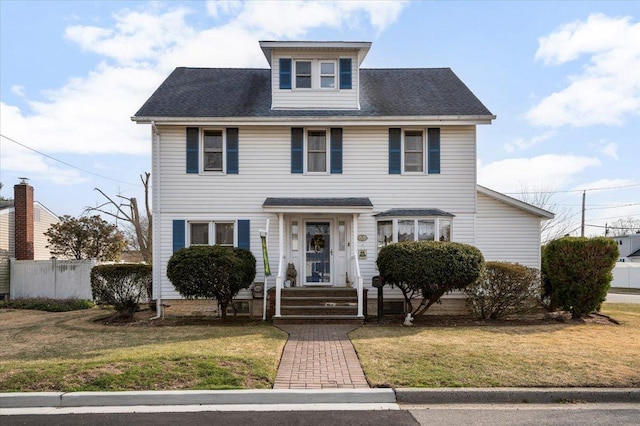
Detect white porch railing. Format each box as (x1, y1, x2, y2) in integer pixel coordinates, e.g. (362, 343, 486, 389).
(353, 213, 364, 318)
(275, 213, 285, 317)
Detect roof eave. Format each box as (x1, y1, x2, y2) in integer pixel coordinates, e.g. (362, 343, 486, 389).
(131, 114, 496, 126)
(477, 185, 555, 219)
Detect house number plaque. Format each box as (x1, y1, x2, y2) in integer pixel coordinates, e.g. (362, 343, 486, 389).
(357, 235, 368, 242)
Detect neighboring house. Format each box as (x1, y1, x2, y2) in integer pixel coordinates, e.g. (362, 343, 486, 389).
(132, 40, 553, 320)
(611, 233, 640, 262)
(0, 181, 59, 299)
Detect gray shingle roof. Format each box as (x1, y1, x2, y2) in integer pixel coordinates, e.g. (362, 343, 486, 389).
(374, 208, 454, 217)
(134, 68, 492, 118)
(263, 197, 373, 207)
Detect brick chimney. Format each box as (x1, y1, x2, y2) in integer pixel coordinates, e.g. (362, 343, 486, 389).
(14, 179, 34, 260)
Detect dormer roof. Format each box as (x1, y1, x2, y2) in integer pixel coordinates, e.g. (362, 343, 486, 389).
(259, 40, 372, 66)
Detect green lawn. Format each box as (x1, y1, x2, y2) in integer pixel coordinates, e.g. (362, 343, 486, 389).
(0, 308, 288, 392)
(2, 303, 639, 391)
(350, 303, 640, 388)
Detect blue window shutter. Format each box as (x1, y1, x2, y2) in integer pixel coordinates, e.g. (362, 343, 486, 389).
(330, 128, 343, 174)
(339, 58, 352, 89)
(389, 128, 401, 174)
(237, 220, 250, 250)
(172, 220, 185, 253)
(291, 127, 304, 174)
(186, 127, 199, 174)
(279, 58, 292, 90)
(428, 128, 441, 174)
(226, 128, 239, 174)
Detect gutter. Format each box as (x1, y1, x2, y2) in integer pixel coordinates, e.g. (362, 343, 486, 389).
(150, 121, 162, 320)
(131, 114, 497, 126)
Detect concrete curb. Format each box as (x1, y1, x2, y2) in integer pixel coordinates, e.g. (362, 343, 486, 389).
(0, 389, 396, 409)
(394, 388, 640, 404)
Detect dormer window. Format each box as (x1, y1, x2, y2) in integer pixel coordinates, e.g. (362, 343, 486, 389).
(320, 62, 336, 89)
(295, 61, 312, 88)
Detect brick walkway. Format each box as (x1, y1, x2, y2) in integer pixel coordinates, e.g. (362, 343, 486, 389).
(274, 325, 369, 389)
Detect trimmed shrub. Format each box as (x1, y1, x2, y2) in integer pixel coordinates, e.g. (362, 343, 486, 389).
(376, 241, 485, 316)
(0, 298, 94, 312)
(543, 237, 618, 319)
(91, 263, 152, 318)
(166, 245, 256, 318)
(465, 261, 541, 320)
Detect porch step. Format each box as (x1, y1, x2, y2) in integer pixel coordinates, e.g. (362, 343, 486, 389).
(272, 287, 364, 324)
(281, 305, 358, 316)
(273, 315, 364, 325)
(281, 297, 358, 306)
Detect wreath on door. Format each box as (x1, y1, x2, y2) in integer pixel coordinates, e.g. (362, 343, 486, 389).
(311, 234, 326, 253)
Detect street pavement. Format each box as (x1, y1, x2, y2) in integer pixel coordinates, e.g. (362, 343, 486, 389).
(605, 292, 640, 304)
(3, 404, 639, 426)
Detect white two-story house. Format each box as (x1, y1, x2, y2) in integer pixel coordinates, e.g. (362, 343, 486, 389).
(133, 41, 553, 321)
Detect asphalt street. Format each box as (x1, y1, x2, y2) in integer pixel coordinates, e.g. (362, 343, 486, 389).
(3, 404, 640, 426)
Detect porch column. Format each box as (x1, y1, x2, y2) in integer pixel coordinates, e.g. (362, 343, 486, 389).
(353, 213, 364, 318)
(275, 212, 284, 317)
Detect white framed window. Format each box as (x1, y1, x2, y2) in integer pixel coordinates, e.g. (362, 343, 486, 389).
(306, 129, 328, 173)
(403, 130, 424, 173)
(377, 217, 452, 250)
(188, 221, 235, 247)
(295, 60, 312, 89)
(319, 61, 336, 89)
(203, 129, 224, 172)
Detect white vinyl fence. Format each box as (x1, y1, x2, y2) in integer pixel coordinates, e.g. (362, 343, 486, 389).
(10, 258, 97, 300)
(611, 263, 640, 289)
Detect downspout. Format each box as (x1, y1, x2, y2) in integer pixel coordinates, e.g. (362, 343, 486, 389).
(150, 121, 162, 320)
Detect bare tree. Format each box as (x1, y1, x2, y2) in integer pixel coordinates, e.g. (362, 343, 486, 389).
(86, 172, 152, 262)
(607, 217, 640, 237)
(516, 185, 573, 244)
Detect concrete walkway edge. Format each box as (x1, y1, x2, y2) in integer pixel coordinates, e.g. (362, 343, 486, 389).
(0, 389, 395, 409)
(2, 388, 639, 409)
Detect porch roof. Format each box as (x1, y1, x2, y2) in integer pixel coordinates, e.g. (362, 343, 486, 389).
(262, 197, 373, 214)
(374, 208, 455, 217)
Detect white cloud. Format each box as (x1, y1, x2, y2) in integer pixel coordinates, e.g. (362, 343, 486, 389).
(599, 142, 618, 159)
(478, 154, 600, 193)
(11, 85, 25, 97)
(2, 1, 407, 185)
(526, 14, 640, 127)
(503, 130, 555, 153)
(571, 178, 637, 192)
(206, 1, 243, 18)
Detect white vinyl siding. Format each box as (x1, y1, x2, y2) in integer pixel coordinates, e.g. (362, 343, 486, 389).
(272, 51, 359, 110)
(154, 124, 478, 299)
(475, 192, 543, 269)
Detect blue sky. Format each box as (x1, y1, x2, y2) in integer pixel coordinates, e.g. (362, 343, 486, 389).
(1, 0, 638, 239)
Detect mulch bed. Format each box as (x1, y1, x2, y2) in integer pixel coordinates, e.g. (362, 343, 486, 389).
(96, 308, 619, 328)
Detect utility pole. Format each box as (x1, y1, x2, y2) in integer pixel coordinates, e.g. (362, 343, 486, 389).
(581, 190, 586, 237)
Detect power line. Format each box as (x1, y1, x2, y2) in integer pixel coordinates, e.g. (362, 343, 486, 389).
(0, 133, 141, 187)
(503, 182, 640, 195)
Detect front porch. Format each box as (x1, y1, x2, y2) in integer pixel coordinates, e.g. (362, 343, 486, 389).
(269, 287, 367, 325)
(262, 197, 374, 323)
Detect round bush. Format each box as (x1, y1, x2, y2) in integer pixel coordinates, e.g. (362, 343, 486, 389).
(91, 264, 152, 318)
(376, 241, 484, 315)
(167, 245, 256, 318)
(465, 261, 541, 320)
(543, 237, 618, 319)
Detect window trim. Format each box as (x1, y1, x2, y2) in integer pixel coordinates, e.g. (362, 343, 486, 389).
(294, 60, 312, 89)
(187, 221, 237, 247)
(201, 128, 226, 174)
(376, 217, 453, 251)
(401, 129, 426, 174)
(318, 60, 337, 90)
(304, 128, 330, 174)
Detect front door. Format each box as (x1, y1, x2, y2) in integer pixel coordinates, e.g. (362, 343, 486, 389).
(304, 221, 332, 285)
